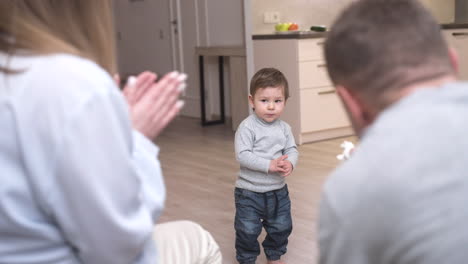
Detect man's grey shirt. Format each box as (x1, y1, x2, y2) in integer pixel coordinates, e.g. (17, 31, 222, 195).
(235, 114, 298, 193)
(319, 82, 468, 264)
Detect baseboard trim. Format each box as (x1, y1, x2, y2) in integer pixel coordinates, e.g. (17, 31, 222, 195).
(299, 127, 354, 145)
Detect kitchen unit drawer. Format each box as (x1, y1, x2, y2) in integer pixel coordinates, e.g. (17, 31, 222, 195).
(300, 88, 350, 132)
(443, 29, 468, 80)
(299, 61, 332, 88)
(253, 37, 353, 144)
(298, 39, 325, 61)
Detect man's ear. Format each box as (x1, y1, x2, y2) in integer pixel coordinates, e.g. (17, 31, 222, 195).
(448, 47, 459, 74)
(336, 85, 374, 137)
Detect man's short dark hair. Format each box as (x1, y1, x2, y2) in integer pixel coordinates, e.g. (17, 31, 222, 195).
(325, 0, 454, 110)
(250, 68, 289, 99)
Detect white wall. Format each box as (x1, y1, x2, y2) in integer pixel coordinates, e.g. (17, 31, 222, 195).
(252, 0, 350, 34)
(252, 0, 455, 35)
(421, 0, 455, 23)
(114, 0, 174, 75)
(192, 0, 245, 119)
(114, 0, 245, 119)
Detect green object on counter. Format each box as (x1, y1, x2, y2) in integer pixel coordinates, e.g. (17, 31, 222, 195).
(310, 25, 327, 32)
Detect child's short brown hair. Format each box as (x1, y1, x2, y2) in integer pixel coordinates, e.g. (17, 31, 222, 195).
(249, 68, 289, 99)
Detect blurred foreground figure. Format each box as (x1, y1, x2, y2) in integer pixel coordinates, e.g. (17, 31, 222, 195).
(319, 0, 468, 264)
(0, 1, 221, 263)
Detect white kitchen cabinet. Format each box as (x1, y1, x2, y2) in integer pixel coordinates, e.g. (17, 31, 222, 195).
(443, 28, 468, 80)
(253, 37, 353, 144)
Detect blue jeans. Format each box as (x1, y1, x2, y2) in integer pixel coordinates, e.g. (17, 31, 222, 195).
(234, 185, 292, 264)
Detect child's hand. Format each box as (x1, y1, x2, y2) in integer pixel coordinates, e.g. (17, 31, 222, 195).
(278, 160, 293, 177)
(269, 155, 288, 174)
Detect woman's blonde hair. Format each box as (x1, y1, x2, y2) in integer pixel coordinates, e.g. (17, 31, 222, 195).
(0, 0, 116, 74)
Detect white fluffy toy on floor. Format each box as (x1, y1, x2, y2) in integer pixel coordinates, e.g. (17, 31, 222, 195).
(336, 141, 355, 161)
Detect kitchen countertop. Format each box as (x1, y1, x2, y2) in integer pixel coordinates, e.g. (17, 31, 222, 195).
(252, 31, 327, 40)
(253, 23, 468, 40)
(440, 23, 468, 29)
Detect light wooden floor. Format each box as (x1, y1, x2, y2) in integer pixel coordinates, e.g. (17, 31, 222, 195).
(156, 116, 356, 264)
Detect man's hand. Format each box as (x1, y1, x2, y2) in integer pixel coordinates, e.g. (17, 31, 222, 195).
(269, 155, 288, 174)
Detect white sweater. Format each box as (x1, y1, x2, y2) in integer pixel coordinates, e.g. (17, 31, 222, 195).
(0, 53, 164, 264)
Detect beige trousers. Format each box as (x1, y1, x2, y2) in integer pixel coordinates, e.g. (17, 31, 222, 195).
(153, 221, 222, 264)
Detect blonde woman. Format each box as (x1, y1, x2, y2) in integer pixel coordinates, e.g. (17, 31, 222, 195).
(0, 1, 221, 263)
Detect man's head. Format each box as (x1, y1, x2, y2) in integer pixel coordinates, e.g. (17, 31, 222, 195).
(325, 0, 457, 136)
(249, 68, 289, 123)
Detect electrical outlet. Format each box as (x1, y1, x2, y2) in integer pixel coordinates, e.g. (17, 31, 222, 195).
(263, 11, 280, 24)
(271, 12, 280, 23)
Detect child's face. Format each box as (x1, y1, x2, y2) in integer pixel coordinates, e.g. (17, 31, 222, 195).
(249, 86, 286, 123)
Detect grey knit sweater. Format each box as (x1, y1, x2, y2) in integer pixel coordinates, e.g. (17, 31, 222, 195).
(319, 82, 468, 264)
(234, 114, 299, 193)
